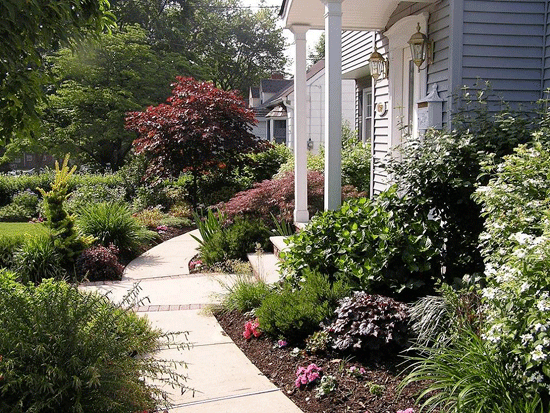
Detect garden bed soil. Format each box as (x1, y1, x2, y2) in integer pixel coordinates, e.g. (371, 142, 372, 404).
(215, 309, 434, 413)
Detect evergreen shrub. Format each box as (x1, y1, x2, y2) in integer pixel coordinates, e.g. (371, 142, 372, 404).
(256, 270, 350, 343)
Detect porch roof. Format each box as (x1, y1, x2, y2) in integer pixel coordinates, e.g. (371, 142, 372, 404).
(279, 0, 436, 31)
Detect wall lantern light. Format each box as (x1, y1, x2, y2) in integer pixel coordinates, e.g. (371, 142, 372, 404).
(307, 137, 314, 150)
(368, 33, 388, 81)
(408, 23, 433, 70)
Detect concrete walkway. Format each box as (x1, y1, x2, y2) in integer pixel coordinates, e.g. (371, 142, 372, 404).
(81, 230, 302, 413)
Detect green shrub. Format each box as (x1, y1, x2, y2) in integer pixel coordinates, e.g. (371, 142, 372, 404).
(0, 235, 25, 269)
(14, 235, 65, 284)
(256, 270, 350, 343)
(401, 328, 544, 413)
(237, 143, 292, 188)
(78, 202, 156, 255)
(0, 273, 188, 412)
(66, 182, 126, 214)
(281, 188, 442, 299)
(0, 190, 40, 221)
(385, 88, 533, 279)
(194, 212, 270, 265)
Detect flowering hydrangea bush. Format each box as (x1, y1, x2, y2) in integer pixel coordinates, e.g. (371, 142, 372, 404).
(295, 363, 321, 388)
(243, 318, 261, 340)
(474, 142, 550, 395)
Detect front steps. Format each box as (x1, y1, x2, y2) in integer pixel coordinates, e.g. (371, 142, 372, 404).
(247, 236, 291, 284)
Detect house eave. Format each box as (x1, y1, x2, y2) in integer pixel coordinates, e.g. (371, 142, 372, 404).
(280, 0, 436, 31)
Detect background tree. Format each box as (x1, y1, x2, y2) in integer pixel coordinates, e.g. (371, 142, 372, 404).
(0, 0, 115, 147)
(126, 77, 262, 207)
(37, 25, 200, 171)
(308, 32, 325, 67)
(189, 0, 287, 95)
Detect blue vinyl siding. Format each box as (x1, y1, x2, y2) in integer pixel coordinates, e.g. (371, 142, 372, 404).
(460, 0, 546, 108)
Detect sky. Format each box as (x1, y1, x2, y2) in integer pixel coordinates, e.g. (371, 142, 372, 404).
(239, 0, 323, 74)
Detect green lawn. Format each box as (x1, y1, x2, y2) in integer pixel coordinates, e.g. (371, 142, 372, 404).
(0, 222, 48, 238)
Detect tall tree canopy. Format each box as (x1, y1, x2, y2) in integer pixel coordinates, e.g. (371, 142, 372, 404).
(0, 0, 115, 145)
(190, 0, 287, 95)
(126, 77, 262, 206)
(36, 25, 201, 170)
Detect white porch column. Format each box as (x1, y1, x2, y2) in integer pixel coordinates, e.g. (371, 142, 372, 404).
(291, 24, 309, 223)
(323, 0, 343, 211)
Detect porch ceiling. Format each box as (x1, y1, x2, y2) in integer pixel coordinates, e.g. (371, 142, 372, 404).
(280, 0, 436, 31)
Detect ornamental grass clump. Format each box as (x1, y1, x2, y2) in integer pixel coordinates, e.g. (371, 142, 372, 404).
(78, 201, 156, 256)
(0, 271, 189, 412)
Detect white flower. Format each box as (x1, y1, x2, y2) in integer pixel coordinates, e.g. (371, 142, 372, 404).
(537, 299, 550, 312)
(520, 282, 530, 293)
(529, 372, 544, 383)
(511, 232, 532, 245)
(521, 334, 534, 345)
(531, 345, 547, 361)
(482, 288, 497, 300)
(534, 323, 548, 333)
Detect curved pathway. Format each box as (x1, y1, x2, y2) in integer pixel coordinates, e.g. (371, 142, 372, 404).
(81, 230, 302, 413)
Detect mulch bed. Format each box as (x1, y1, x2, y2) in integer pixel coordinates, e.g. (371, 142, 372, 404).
(215, 309, 434, 413)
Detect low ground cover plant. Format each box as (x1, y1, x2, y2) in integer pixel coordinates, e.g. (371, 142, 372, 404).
(76, 244, 124, 282)
(0, 272, 189, 412)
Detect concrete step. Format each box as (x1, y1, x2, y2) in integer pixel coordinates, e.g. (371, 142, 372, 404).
(247, 252, 283, 284)
(270, 235, 291, 258)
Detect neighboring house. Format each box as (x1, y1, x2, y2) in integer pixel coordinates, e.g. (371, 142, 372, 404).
(248, 75, 293, 141)
(0, 153, 55, 173)
(249, 61, 355, 152)
(263, 59, 355, 153)
(279, 0, 550, 222)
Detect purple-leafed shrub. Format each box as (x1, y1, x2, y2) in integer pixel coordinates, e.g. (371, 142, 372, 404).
(220, 171, 364, 225)
(326, 292, 409, 353)
(76, 244, 124, 282)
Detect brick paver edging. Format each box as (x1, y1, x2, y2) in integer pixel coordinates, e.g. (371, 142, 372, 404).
(135, 303, 208, 312)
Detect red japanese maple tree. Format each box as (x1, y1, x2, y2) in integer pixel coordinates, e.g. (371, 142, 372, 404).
(125, 77, 261, 206)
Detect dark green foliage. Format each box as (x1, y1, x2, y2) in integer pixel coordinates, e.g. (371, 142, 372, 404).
(325, 292, 409, 353)
(13, 235, 65, 284)
(281, 189, 442, 299)
(236, 143, 292, 189)
(77, 202, 156, 256)
(341, 124, 371, 193)
(385, 90, 533, 279)
(197, 216, 271, 265)
(0, 235, 25, 269)
(0, 273, 188, 413)
(0, 190, 40, 221)
(75, 244, 124, 282)
(256, 270, 350, 343)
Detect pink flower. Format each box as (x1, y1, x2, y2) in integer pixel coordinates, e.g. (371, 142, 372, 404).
(397, 409, 415, 413)
(243, 319, 261, 340)
(277, 339, 288, 348)
(295, 363, 321, 388)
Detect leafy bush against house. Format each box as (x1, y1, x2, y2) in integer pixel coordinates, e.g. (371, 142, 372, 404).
(221, 170, 364, 228)
(385, 94, 532, 280)
(474, 141, 550, 400)
(325, 292, 409, 354)
(281, 188, 441, 299)
(0, 272, 188, 412)
(126, 76, 263, 207)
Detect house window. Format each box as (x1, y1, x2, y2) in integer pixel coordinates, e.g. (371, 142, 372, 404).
(26, 154, 33, 162)
(363, 88, 373, 144)
(273, 119, 287, 144)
